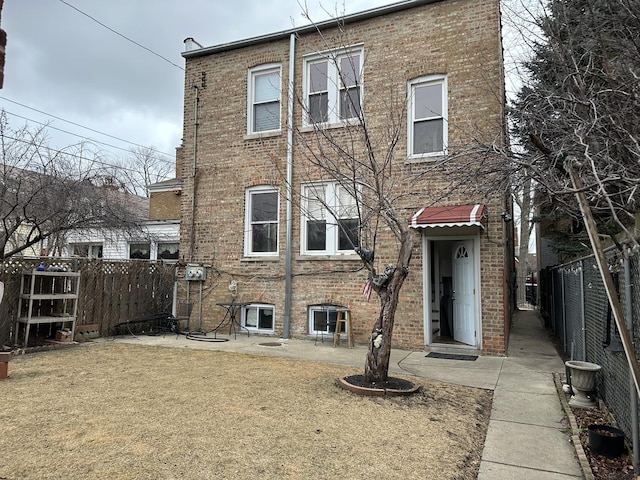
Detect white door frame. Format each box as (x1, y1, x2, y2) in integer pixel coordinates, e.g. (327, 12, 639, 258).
(421, 232, 482, 348)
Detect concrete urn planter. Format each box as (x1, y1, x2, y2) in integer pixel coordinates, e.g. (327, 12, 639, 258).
(565, 360, 601, 408)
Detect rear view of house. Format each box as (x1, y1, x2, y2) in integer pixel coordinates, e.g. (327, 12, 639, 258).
(178, 0, 513, 354)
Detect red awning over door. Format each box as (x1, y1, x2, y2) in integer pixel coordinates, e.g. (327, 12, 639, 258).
(409, 204, 486, 229)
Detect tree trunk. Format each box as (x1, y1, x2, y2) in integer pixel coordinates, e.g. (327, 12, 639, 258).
(363, 230, 413, 384)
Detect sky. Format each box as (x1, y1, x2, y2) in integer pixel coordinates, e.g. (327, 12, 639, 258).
(1, 0, 393, 172)
(3, 0, 537, 250)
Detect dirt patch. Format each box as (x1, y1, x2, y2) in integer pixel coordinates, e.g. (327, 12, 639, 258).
(1, 343, 492, 479)
(571, 405, 636, 479)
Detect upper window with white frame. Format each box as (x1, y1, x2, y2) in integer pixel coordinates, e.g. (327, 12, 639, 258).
(248, 64, 281, 134)
(301, 182, 359, 255)
(304, 47, 363, 126)
(408, 75, 448, 158)
(245, 186, 279, 256)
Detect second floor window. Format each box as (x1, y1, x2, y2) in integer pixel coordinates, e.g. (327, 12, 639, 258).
(301, 182, 359, 255)
(248, 65, 281, 134)
(304, 48, 363, 126)
(408, 75, 447, 158)
(245, 186, 279, 256)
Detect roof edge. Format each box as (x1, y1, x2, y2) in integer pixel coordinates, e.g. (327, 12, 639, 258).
(148, 178, 181, 192)
(182, 0, 446, 58)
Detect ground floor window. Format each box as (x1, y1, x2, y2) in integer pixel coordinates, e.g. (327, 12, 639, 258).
(71, 243, 103, 258)
(129, 243, 151, 259)
(157, 242, 179, 260)
(308, 305, 347, 334)
(242, 304, 274, 332)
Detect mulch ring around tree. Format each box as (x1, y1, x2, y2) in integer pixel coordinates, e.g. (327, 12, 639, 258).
(337, 374, 421, 396)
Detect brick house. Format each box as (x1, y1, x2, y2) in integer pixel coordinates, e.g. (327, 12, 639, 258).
(179, 0, 513, 354)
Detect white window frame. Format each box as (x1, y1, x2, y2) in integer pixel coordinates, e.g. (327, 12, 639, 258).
(247, 64, 282, 134)
(407, 75, 448, 159)
(300, 182, 359, 256)
(156, 241, 179, 261)
(129, 242, 151, 260)
(244, 186, 279, 257)
(71, 243, 103, 259)
(302, 46, 363, 127)
(241, 304, 275, 332)
(308, 305, 348, 335)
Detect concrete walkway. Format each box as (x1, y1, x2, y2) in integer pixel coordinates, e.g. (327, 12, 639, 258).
(99, 309, 586, 479)
(476, 310, 585, 479)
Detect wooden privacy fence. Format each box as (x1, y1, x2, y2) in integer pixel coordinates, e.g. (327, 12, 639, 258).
(0, 258, 176, 348)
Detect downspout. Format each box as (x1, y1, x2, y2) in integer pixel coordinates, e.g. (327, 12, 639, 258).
(283, 33, 295, 338)
(623, 251, 639, 475)
(189, 85, 199, 262)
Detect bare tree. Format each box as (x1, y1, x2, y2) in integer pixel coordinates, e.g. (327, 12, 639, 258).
(0, 111, 147, 259)
(293, 97, 414, 384)
(511, 0, 640, 240)
(284, 7, 508, 385)
(101, 146, 174, 197)
(510, 0, 640, 394)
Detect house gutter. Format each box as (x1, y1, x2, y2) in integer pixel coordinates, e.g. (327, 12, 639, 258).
(283, 33, 295, 339)
(181, 0, 445, 59)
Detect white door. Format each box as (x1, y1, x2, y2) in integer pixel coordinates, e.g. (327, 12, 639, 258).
(452, 240, 475, 345)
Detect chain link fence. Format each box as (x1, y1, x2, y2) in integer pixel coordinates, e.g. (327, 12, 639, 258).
(547, 245, 640, 443)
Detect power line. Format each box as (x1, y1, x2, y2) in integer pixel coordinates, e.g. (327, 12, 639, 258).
(2, 133, 150, 175)
(0, 96, 176, 160)
(57, 0, 185, 72)
(3, 109, 175, 164)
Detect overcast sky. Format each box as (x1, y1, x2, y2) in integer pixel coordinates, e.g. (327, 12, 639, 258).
(1, 0, 391, 171)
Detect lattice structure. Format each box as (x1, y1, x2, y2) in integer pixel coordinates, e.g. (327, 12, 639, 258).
(0, 258, 175, 348)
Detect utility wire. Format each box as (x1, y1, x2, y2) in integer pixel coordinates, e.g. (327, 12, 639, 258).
(3, 109, 175, 163)
(57, 0, 185, 71)
(0, 96, 176, 160)
(3, 133, 153, 175)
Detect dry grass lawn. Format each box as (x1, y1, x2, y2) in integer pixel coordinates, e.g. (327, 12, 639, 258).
(1, 343, 491, 479)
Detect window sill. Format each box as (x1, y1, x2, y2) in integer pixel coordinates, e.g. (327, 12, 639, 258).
(243, 328, 275, 334)
(405, 153, 447, 163)
(295, 254, 361, 261)
(243, 130, 282, 141)
(299, 118, 361, 133)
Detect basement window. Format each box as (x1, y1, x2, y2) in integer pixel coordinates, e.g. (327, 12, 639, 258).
(308, 305, 347, 334)
(242, 304, 274, 332)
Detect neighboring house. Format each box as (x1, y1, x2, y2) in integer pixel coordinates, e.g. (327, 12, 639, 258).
(64, 179, 181, 261)
(0, 165, 165, 260)
(179, 0, 513, 354)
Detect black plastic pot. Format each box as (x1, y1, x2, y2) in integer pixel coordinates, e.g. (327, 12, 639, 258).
(588, 424, 625, 458)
